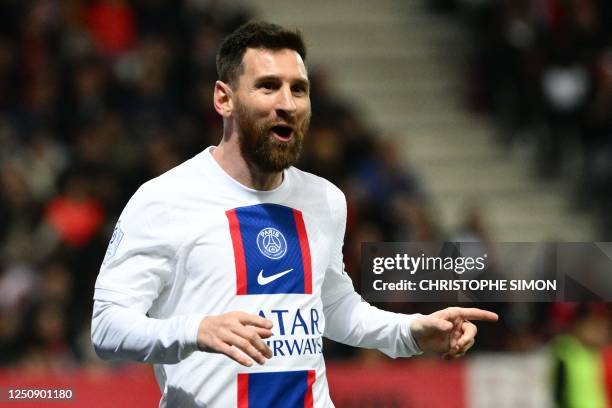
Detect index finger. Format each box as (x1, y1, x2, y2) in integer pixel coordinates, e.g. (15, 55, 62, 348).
(450, 307, 498, 322)
(237, 312, 274, 329)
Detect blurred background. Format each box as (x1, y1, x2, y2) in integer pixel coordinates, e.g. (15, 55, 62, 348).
(0, 0, 610, 406)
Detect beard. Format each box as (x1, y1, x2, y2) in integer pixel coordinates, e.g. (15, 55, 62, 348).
(235, 100, 310, 173)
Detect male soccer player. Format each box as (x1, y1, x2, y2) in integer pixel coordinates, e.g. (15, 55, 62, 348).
(91, 21, 498, 407)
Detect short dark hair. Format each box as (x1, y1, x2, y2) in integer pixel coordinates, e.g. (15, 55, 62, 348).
(216, 21, 306, 86)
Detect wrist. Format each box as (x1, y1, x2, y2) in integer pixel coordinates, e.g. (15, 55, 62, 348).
(403, 313, 424, 355)
(186, 314, 208, 354)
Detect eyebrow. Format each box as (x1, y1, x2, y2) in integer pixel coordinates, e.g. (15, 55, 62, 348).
(255, 75, 310, 89)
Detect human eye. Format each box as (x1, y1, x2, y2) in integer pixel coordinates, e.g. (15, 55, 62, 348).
(257, 80, 279, 92)
(291, 83, 309, 96)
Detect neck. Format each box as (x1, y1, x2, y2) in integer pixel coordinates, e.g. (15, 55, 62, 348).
(212, 141, 283, 191)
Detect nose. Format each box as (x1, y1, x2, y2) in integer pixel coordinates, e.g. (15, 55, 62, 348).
(275, 85, 297, 116)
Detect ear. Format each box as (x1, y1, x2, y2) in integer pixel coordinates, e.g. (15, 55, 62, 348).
(214, 80, 234, 117)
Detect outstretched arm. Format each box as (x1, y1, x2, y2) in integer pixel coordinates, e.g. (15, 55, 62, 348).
(321, 186, 498, 358)
(321, 256, 498, 359)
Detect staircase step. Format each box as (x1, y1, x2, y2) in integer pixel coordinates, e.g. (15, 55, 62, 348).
(335, 81, 463, 104)
(335, 64, 463, 87)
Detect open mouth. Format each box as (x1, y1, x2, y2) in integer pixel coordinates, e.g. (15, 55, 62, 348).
(270, 125, 294, 141)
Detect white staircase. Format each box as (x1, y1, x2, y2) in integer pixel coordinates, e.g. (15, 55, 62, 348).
(246, 0, 596, 241)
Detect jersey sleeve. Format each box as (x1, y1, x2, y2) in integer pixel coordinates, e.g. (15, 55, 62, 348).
(320, 186, 422, 358)
(91, 184, 202, 364)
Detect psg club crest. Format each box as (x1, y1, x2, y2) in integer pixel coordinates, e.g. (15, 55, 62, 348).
(257, 227, 287, 259)
(226, 203, 312, 295)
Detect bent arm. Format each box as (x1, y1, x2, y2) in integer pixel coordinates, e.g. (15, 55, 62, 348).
(91, 185, 200, 364)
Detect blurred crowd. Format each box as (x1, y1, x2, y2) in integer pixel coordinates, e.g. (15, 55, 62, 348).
(0, 2, 610, 391)
(446, 0, 612, 234)
(0, 0, 436, 370)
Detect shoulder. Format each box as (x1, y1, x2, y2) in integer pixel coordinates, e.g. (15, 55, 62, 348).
(119, 156, 205, 233)
(142, 155, 203, 196)
(129, 153, 206, 208)
(288, 167, 346, 218)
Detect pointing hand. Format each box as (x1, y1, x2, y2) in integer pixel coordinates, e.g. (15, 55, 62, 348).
(410, 307, 498, 359)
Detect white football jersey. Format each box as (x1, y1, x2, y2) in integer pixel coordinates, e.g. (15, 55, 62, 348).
(92, 147, 421, 407)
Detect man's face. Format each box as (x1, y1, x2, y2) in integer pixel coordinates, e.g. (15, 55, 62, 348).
(231, 48, 311, 172)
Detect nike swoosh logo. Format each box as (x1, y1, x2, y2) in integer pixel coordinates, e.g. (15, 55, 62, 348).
(257, 268, 293, 285)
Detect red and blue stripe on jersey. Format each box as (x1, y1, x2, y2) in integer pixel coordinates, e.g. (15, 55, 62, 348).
(237, 370, 316, 408)
(226, 204, 312, 295)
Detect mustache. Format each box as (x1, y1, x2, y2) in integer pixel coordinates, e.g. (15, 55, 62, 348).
(266, 119, 297, 128)
(265, 115, 310, 133)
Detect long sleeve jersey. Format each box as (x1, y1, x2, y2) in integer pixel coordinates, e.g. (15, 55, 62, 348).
(91, 146, 421, 407)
